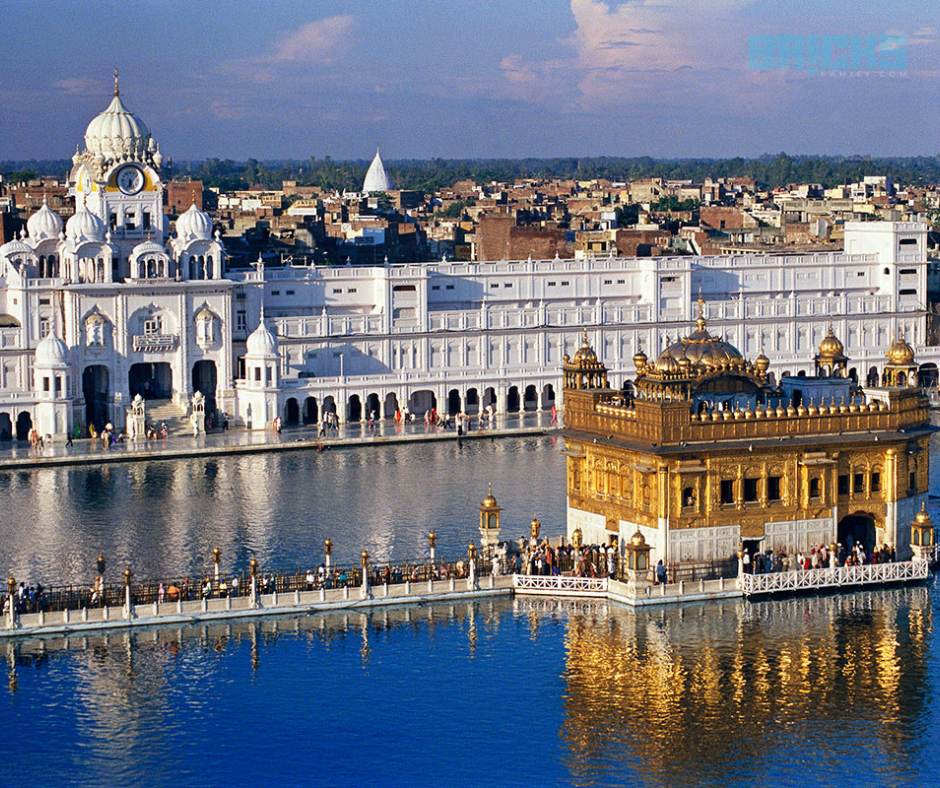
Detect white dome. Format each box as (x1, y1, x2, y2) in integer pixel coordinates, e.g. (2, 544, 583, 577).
(176, 203, 213, 241)
(363, 148, 393, 193)
(130, 239, 167, 258)
(27, 199, 64, 241)
(66, 204, 106, 244)
(84, 93, 152, 161)
(35, 331, 69, 367)
(0, 238, 32, 258)
(246, 318, 278, 357)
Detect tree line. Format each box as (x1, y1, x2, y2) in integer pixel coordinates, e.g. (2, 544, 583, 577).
(4, 153, 940, 193)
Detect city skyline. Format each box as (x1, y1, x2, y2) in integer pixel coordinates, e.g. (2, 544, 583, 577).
(1, 0, 939, 162)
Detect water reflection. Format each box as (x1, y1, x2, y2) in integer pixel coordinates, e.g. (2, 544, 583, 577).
(0, 436, 567, 584)
(1, 585, 936, 787)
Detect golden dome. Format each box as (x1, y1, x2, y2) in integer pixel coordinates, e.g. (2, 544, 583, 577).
(481, 484, 498, 508)
(572, 329, 598, 365)
(629, 529, 646, 546)
(755, 350, 770, 374)
(817, 325, 846, 360)
(633, 347, 648, 369)
(915, 504, 932, 526)
(655, 345, 681, 373)
(886, 334, 915, 366)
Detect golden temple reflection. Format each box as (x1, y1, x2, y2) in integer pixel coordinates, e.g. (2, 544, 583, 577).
(557, 589, 932, 784)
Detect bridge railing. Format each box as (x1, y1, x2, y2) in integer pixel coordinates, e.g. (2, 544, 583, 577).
(739, 560, 929, 596)
(513, 574, 608, 595)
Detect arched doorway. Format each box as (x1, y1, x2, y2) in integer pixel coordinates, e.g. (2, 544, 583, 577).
(867, 367, 879, 387)
(523, 385, 538, 411)
(192, 360, 217, 418)
(285, 398, 299, 425)
(408, 390, 436, 415)
(507, 386, 520, 412)
(383, 393, 398, 419)
(129, 362, 172, 399)
(918, 363, 938, 389)
(82, 365, 109, 429)
(465, 388, 479, 414)
(303, 396, 318, 424)
(447, 389, 461, 415)
(0, 413, 11, 441)
(16, 412, 31, 441)
(542, 383, 555, 408)
(322, 396, 337, 415)
(348, 394, 362, 422)
(482, 387, 496, 410)
(838, 513, 876, 554)
(365, 393, 381, 421)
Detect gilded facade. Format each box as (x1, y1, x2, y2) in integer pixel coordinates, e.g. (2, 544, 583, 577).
(562, 301, 934, 566)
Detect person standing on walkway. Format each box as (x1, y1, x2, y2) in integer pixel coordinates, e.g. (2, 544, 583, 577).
(550, 403, 557, 426)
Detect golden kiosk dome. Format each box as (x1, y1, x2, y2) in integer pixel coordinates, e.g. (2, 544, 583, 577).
(755, 350, 770, 375)
(887, 334, 915, 366)
(914, 504, 933, 526)
(654, 298, 744, 373)
(817, 325, 846, 361)
(481, 484, 498, 509)
(573, 330, 598, 365)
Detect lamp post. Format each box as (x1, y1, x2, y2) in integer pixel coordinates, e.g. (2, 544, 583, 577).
(249, 558, 259, 608)
(361, 551, 371, 599)
(123, 567, 134, 618)
(212, 546, 222, 582)
(468, 543, 477, 588)
(324, 539, 333, 572)
(6, 575, 15, 628)
(429, 531, 437, 563)
(97, 553, 106, 576)
(530, 515, 541, 547)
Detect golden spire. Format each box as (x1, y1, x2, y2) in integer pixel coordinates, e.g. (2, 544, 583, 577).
(695, 287, 706, 331)
(113, 68, 120, 97)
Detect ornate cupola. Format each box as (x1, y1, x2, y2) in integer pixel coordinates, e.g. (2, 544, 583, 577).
(814, 324, 848, 378)
(563, 330, 608, 390)
(883, 333, 917, 388)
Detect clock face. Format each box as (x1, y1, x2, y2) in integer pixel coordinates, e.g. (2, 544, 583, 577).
(117, 166, 145, 195)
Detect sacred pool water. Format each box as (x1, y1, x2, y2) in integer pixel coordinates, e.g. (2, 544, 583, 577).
(1, 436, 938, 787)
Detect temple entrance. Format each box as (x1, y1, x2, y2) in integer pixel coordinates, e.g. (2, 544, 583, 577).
(129, 362, 172, 399)
(0, 413, 11, 441)
(15, 412, 31, 441)
(82, 365, 109, 429)
(303, 396, 318, 424)
(285, 398, 299, 425)
(192, 360, 217, 418)
(838, 514, 876, 554)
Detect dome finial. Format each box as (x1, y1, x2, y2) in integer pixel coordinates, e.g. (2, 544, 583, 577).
(114, 68, 119, 97)
(696, 287, 706, 331)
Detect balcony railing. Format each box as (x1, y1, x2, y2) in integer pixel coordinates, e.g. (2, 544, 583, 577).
(739, 560, 928, 596)
(513, 574, 608, 596)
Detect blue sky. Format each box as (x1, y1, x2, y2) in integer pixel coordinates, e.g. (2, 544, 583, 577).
(1, 0, 938, 161)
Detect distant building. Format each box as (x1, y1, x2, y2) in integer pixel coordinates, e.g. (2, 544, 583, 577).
(362, 148, 393, 193)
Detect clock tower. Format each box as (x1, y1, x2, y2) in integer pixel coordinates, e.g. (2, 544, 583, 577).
(69, 70, 166, 270)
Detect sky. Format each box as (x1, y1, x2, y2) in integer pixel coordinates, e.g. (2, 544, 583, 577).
(1, 0, 939, 162)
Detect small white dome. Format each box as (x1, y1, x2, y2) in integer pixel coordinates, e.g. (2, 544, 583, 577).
(176, 203, 213, 241)
(35, 331, 69, 367)
(363, 148, 393, 193)
(84, 93, 152, 161)
(130, 239, 167, 258)
(27, 199, 64, 241)
(246, 318, 278, 357)
(66, 204, 106, 244)
(0, 238, 32, 258)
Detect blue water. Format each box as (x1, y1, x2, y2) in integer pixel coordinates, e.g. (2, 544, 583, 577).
(0, 437, 938, 787)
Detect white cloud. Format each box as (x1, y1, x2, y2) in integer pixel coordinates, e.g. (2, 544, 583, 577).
(272, 15, 355, 64)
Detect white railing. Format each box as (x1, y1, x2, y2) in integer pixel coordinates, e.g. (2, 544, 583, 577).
(513, 574, 608, 596)
(739, 560, 929, 596)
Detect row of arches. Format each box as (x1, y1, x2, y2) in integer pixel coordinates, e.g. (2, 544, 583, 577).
(0, 412, 33, 441)
(282, 384, 557, 425)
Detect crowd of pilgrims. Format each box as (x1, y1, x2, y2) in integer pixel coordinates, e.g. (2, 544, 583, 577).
(742, 542, 896, 573)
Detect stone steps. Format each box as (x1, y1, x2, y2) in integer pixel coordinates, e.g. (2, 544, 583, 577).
(142, 399, 190, 435)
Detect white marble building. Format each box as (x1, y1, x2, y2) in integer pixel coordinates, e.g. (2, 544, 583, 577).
(0, 81, 937, 439)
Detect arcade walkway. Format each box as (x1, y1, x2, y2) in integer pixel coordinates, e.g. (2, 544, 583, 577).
(0, 411, 559, 471)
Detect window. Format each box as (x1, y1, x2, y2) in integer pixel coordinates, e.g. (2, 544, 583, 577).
(126, 212, 136, 230)
(236, 310, 247, 332)
(899, 238, 918, 246)
(286, 290, 295, 295)
(899, 289, 916, 295)
(767, 476, 781, 501)
(548, 281, 557, 287)
(254, 367, 261, 382)
(143, 211, 151, 230)
(853, 473, 864, 493)
(900, 268, 917, 275)
(910, 471, 917, 492)
(143, 317, 162, 335)
(662, 276, 677, 282)
(720, 479, 735, 505)
(332, 288, 342, 294)
(39, 316, 51, 338)
(271, 290, 280, 296)
(393, 284, 416, 292)
(871, 472, 881, 492)
(743, 477, 758, 503)
(809, 477, 820, 499)
(682, 486, 695, 508)
(561, 280, 570, 286)
(39, 298, 50, 306)
(43, 376, 50, 392)
(504, 282, 513, 288)
(347, 288, 357, 293)
(617, 279, 625, 284)
(431, 285, 440, 291)
(490, 283, 498, 289)
(838, 475, 849, 495)
(445, 284, 455, 290)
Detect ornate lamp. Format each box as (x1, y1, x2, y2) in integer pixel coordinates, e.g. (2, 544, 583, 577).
(97, 553, 106, 575)
(249, 558, 259, 577)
